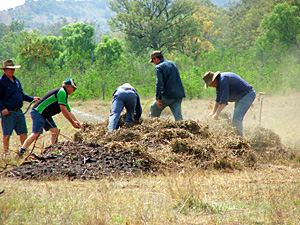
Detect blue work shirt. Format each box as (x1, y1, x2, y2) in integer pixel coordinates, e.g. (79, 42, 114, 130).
(113, 84, 142, 119)
(155, 59, 186, 100)
(216, 72, 253, 105)
(0, 73, 33, 111)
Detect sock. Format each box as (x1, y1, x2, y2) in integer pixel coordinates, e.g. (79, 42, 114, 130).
(19, 148, 26, 153)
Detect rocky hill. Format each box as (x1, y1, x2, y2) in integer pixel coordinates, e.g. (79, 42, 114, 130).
(0, 0, 111, 32)
(0, 0, 237, 33)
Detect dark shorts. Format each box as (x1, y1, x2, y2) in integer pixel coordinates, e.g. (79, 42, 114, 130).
(31, 109, 57, 134)
(1, 110, 28, 135)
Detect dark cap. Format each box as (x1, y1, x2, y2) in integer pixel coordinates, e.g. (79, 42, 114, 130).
(149, 50, 163, 63)
(64, 78, 79, 89)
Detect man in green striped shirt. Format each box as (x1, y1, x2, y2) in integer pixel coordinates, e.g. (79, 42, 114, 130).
(18, 78, 83, 157)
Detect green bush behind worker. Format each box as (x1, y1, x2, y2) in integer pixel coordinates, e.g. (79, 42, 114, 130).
(18, 78, 83, 157)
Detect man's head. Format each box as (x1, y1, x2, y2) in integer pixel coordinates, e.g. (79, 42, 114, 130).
(202, 71, 220, 89)
(63, 78, 79, 95)
(149, 50, 163, 65)
(122, 83, 133, 88)
(1, 60, 21, 77)
(1, 60, 21, 70)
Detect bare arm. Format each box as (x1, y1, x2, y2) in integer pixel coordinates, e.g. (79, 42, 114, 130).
(59, 105, 82, 129)
(69, 111, 81, 124)
(209, 101, 219, 116)
(209, 101, 227, 119)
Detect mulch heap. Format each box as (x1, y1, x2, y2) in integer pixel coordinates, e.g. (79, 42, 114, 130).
(2, 115, 289, 181)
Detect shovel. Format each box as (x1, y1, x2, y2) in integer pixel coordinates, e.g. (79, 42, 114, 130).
(258, 92, 265, 125)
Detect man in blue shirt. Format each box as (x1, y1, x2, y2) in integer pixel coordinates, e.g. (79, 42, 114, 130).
(149, 51, 186, 121)
(0, 60, 39, 156)
(107, 83, 142, 133)
(203, 71, 256, 136)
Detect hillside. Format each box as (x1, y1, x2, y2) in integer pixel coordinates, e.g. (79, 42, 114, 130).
(0, 0, 238, 33)
(0, 0, 111, 32)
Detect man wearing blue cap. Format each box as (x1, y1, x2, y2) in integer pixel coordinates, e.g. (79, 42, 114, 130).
(17, 78, 83, 157)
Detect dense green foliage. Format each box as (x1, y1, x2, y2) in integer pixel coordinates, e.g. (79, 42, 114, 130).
(0, 0, 299, 101)
(108, 0, 200, 52)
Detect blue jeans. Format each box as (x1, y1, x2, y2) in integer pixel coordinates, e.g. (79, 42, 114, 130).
(108, 89, 137, 131)
(31, 109, 57, 134)
(232, 90, 256, 136)
(149, 97, 183, 121)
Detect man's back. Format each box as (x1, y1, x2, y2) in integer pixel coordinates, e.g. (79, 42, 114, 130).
(155, 59, 186, 100)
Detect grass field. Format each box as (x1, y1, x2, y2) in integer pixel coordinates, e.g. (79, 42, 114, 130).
(1, 93, 300, 224)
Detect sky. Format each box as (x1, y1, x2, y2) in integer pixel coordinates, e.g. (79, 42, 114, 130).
(0, 0, 26, 11)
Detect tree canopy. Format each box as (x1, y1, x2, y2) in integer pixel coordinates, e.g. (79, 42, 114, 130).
(260, 3, 300, 51)
(108, 0, 200, 52)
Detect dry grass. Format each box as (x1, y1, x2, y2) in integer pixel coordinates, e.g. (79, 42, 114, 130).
(1, 168, 299, 224)
(1, 93, 300, 224)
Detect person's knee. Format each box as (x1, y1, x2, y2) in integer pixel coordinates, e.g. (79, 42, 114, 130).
(149, 103, 161, 117)
(149, 103, 155, 111)
(30, 133, 40, 139)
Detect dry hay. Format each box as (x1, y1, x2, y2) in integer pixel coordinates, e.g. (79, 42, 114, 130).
(1, 114, 291, 181)
(245, 126, 291, 163)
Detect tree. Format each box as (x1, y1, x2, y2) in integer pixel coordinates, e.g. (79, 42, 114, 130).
(0, 32, 22, 61)
(18, 32, 55, 95)
(60, 22, 96, 70)
(8, 20, 25, 33)
(108, 0, 199, 52)
(0, 23, 9, 40)
(93, 35, 124, 99)
(216, 0, 275, 51)
(176, 3, 221, 60)
(260, 3, 300, 51)
(38, 17, 69, 37)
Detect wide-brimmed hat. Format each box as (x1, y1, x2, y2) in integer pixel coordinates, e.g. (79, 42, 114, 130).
(202, 71, 220, 89)
(149, 50, 163, 63)
(0, 60, 21, 69)
(64, 78, 79, 89)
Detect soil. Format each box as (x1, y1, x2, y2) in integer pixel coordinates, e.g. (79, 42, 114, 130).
(1, 114, 291, 181)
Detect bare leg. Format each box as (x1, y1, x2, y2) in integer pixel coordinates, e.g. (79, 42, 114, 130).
(3, 135, 10, 154)
(19, 133, 27, 145)
(21, 133, 40, 150)
(49, 127, 59, 145)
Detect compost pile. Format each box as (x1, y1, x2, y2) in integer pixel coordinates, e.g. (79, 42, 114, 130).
(3, 116, 287, 181)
